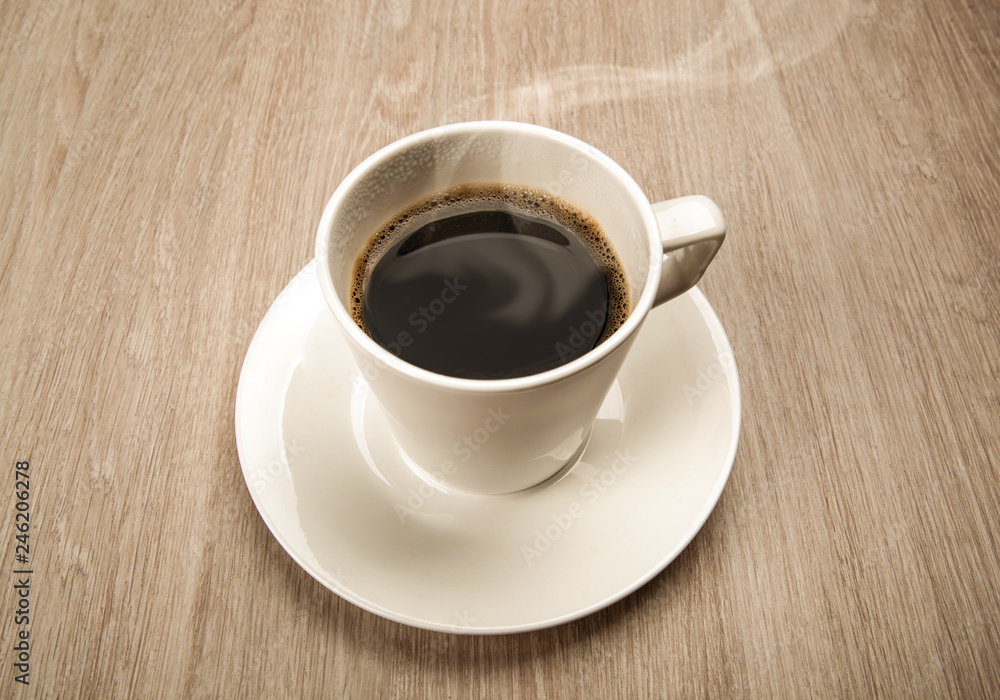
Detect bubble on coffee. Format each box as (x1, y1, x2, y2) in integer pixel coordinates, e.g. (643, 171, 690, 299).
(350, 183, 630, 379)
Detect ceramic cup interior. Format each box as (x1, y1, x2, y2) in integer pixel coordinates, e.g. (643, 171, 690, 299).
(317, 122, 662, 382)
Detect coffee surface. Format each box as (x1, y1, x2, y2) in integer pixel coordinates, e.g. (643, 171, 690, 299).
(351, 183, 629, 379)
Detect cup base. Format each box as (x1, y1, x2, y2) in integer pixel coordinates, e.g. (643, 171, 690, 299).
(396, 425, 595, 498)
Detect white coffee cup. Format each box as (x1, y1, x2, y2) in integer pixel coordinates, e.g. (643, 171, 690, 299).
(315, 121, 725, 495)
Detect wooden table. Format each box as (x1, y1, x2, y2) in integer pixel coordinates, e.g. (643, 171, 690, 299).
(2, 0, 998, 696)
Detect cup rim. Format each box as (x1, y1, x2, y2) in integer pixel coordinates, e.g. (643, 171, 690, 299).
(315, 120, 662, 393)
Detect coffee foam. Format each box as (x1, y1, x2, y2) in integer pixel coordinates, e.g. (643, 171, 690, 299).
(350, 182, 630, 343)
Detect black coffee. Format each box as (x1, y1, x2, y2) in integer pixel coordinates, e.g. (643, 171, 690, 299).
(350, 183, 629, 379)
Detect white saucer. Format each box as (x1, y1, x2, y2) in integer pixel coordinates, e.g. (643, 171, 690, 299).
(235, 262, 740, 634)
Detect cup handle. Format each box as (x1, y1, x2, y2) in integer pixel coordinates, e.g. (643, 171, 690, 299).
(652, 195, 727, 307)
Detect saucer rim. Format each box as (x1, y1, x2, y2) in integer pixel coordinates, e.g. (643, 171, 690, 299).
(235, 262, 741, 635)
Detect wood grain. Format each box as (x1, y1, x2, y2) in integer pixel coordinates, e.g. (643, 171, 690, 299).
(2, 0, 998, 696)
